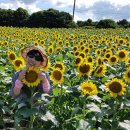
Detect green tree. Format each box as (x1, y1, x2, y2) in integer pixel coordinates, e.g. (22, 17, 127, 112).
(14, 7, 29, 27)
(117, 19, 130, 28)
(96, 19, 117, 28)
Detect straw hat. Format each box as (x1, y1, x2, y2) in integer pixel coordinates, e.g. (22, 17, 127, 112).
(21, 45, 48, 67)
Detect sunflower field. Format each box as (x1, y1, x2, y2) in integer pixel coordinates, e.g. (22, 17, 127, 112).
(0, 26, 130, 130)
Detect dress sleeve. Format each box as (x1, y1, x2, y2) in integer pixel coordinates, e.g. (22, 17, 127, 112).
(42, 71, 53, 95)
(10, 71, 21, 98)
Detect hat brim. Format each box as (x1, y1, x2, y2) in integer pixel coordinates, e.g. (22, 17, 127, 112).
(22, 46, 48, 67)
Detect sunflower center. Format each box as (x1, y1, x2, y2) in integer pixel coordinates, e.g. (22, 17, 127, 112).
(53, 70, 62, 80)
(84, 86, 93, 92)
(109, 81, 122, 93)
(106, 54, 110, 58)
(85, 49, 89, 53)
(15, 60, 22, 67)
(75, 52, 79, 56)
(79, 64, 90, 74)
(10, 54, 15, 60)
(25, 70, 38, 83)
(73, 47, 77, 51)
(88, 58, 92, 62)
(119, 52, 125, 58)
(75, 58, 81, 64)
(127, 72, 130, 78)
(81, 46, 85, 50)
(119, 40, 123, 44)
(96, 67, 102, 74)
(49, 48, 52, 53)
(111, 57, 116, 62)
(97, 51, 100, 54)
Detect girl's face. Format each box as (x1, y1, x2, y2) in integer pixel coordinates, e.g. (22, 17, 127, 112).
(26, 50, 43, 67)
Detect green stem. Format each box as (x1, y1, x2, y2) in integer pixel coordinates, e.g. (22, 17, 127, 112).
(111, 98, 118, 130)
(29, 88, 35, 130)
(60, 85, 63, 114)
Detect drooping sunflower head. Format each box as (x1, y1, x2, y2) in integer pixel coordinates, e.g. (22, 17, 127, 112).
(78, 81, 98, 96)
(123, 68, 130, 83)
(94, 64, 107, 77)
(116, 49, 128, 61)
(105, 78, 126, 98)
(50, 68, 64, 84)
(22, 67, 41, 87)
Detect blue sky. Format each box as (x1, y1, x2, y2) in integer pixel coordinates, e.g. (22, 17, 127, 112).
(0, 0, 130, 22)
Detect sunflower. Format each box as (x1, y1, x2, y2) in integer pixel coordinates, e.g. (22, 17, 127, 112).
(8, 51, 16, 62)
(88, 43, 94, 49)
(95, 49, 101, 56)
(94, 64, 107, 77)
(79, 52, 86, 58)
(47, 45, 54, 54)
(104, 52, 112, 59)
(80, 45, 85, 51)
(74, 51, 80, 56)
(125, 58, 130, 66)
(86, 56, 94, 64)
(74, 56, 83, 67)
(54, 61, 65, 72)
(55, 46, 62, 52)
(78, 81, 98, 96)
(13, 57, 25, 71)
(123, 68, 130, 83)
(50, 68, 64, 84)
(22, 67, 41, 87)
(105, 78, 126, 98)
(83, 47, 90, 54)
(96, 56, 103, 66)
(108, 55, 118, 65)
(78, 62, 93, 76)
(73, 46, 78, 52)
(116, 49, 128, 61)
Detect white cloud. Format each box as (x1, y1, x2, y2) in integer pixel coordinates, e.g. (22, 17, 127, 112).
(0, 3, 15, 9)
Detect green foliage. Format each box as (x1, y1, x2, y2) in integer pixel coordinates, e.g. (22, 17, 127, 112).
(96, 19, 117, 28)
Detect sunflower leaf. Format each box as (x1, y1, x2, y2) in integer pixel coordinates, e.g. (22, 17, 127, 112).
(119, 120, 130, 130)
(41, 111, 58, 126)
(76, 119, 89, 130)
(86, 103, 101, 113)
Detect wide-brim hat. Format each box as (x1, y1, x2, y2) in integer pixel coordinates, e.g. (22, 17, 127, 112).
(22, 45, 48, 67)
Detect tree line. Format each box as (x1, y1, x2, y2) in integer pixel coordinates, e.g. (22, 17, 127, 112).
(0, 7, 130, 28)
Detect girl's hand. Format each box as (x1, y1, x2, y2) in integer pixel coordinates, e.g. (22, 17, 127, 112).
(38, 72, 47, 83)
(18, 70, 26, 81)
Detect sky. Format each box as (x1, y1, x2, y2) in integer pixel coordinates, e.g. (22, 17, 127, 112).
(0, 0, 130, 22)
